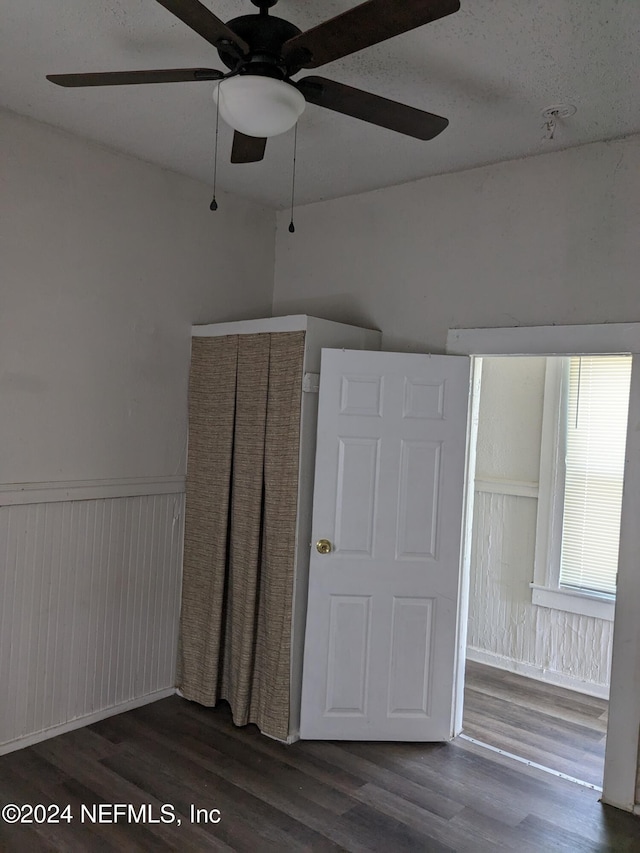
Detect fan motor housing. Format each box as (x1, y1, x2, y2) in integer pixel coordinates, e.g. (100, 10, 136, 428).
(218, 14, 303, 76)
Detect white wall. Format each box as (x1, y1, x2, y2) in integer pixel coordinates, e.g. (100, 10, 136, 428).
(468, 357, 612, 696)
(273, 134, 640, 352)
(0, 108, 275, 749)
(1, 108, 275, 484)
(272, 137, 640, 699)
(475, 357, 545, 485)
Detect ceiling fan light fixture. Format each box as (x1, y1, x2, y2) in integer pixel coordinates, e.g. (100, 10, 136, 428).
(213, 76, 305, 138)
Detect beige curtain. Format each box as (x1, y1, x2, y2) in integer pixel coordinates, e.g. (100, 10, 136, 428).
(178, 331, 305, 741)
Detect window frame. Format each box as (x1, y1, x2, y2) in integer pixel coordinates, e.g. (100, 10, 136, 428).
(531, 356, 619, 620)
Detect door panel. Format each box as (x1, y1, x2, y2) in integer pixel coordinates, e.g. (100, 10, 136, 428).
(396, 439, 441, 559)
(335, 437, 379, 555)
(388, 596, 435, 716)
(325, 595, 371, 715)
(300, 349, 470, 740)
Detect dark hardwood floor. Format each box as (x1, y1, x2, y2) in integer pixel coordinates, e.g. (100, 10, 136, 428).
(1, 689, 638, 852)
(463, 660, 608, 787)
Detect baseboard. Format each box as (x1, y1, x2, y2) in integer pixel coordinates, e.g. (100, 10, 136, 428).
(0, 688, 176, 756)
(261, 729, 299, 745)
(466, 647, 610, 700)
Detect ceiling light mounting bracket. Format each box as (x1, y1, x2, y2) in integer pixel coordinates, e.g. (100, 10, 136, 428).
(541, 104, 577, 121)
(216, 12, 303, 75)
(541, 104, 577, 140)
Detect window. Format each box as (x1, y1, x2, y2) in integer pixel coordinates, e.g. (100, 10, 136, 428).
(531, 355, 632, 620)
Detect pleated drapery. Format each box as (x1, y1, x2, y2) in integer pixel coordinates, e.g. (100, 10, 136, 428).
(178, 331, 305, 741)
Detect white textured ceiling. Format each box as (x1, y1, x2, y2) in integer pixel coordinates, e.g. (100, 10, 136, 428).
(2, 1, 638, 208)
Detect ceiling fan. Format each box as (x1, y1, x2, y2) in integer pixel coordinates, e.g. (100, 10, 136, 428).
(47, 0, 460, 164)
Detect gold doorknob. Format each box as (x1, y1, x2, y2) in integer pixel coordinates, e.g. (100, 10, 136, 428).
(316, 539, 332, 554)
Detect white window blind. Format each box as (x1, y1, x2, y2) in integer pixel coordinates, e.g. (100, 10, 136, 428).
(559, 355, 632, 595)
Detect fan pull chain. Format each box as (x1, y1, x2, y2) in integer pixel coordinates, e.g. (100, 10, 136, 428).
(288, 122, 298, 233)
(210, 88, 220, 211)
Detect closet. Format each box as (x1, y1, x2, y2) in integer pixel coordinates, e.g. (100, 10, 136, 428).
(178, 315, 381, 742)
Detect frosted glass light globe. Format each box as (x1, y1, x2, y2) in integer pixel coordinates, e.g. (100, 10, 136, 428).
(213, 76, 305, 138)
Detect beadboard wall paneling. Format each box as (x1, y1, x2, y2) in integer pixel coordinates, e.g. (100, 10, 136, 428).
(0, 492, 184, 752)
(467, 490, 613, 695)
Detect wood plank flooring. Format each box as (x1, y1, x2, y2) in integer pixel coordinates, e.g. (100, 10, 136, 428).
(463, 661, 608, 787)
(1, 691, 638, 851)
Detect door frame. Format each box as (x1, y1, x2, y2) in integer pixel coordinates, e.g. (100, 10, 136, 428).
(447, 322, 640, 814)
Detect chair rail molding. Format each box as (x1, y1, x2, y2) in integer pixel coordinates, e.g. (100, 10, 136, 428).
(0, 476, 185, 505)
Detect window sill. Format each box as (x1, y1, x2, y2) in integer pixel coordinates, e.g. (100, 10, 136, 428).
(530, 583, 615, 621)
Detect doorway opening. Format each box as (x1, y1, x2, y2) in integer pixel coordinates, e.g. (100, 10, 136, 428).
(460, 352, 632, 790)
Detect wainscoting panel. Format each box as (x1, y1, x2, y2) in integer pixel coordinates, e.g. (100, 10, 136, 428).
(0, 491, 184, 751)
(467, 489, 613, 694)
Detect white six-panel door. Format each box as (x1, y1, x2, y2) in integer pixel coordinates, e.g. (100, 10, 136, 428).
(300, 349, 470, 740)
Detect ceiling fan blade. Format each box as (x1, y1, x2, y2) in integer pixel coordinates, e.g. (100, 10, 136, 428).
(283, 0, 460, 69)
(46, 69, 224, 87)
(154, 0, 249, 54)
(296, 76, 448, 140)
(231, 132, 267, 164)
